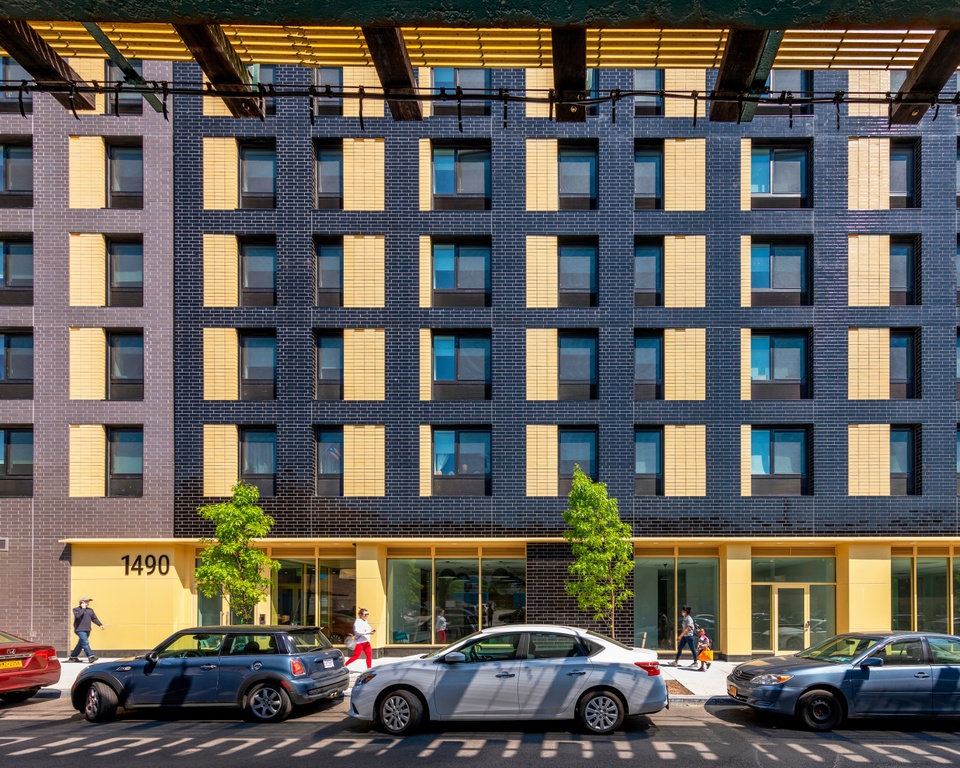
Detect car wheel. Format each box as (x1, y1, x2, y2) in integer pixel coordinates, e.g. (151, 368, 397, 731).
(83, 682, 118, 723)
(0, 687, 40, 703)
(245, 683, 293, 723)
(578, 689, 625, 735)
(378, 689, 423, 735)
(797, 689, 843, 731)
(329, 633, 344, 645)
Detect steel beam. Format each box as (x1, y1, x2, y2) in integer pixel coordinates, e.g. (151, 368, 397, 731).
(551, 28, 587, 123)
(360, 26, 422, 121)
(710, 29, 783, 122)
(81, 22, 165, 113)
(890, 30, 960, 124)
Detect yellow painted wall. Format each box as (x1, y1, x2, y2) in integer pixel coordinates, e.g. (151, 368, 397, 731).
(343, 328, 385, 400)
(202, 137, 239, 210)
(664, 69, 705, 118)
(848, 234, 890, 306)
(526, 235, 558, 308)
(848, 424, 891, 496)
(740, 235, 752, 307)
(69, 234, 107, 307)
(663, 235, 705, 307)
(526, 328, 558, 401)
(663, 138, 705, 211)
(720, 544, 753, 657)
(525, 139, 559, 211)
(354, 544, 388, 648)
(848, 137, 890, 210)
(418, 139, 432, 211)
(848, 327, 890, 400)
(419, 235, 432, 307)
(203, 424, 238, 497)
(526, 424, 558, 497)
(836, 543, 893, 633)
(343, 424, 385, 497)
(69, 328, 106, 400)
(343, 235, 385, 307)
(69, 424, 105, 497)
(663, 424, 706, 496)
(343, 138, 385, 211)
(740, 328, 752, 400)
(203, 234, 240, 307)
(740, 138, 751, 211)
(740, 424, 752, 497)
(70, 58, 105, 113)
(69, 136, 106, 209)
(664, 328, 706, 400)
(419, 424, 433, 497)
(419, 328, 432, 401)
(203, 327, 239, 401)
(342, 67, 384, 118)
(847, 70, 890, 117)
(525, 67, 553, 118)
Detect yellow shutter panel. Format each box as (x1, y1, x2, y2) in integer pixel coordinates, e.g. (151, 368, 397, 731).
(343, 235, 385, 307)
(526, 328, 558, 401)
(526, 235, 558, 308)
(740, 138, 752, 211)
(741, 424, 753, 497)
(664, 236, 705, 308)
(69, 425, 106, 497)
(419, 424, 433, 497)
(525, 139, 558, 211)
(419, 235, 432, 307)
(342, 138, 385, 211)
(848, 327, 890, 400)
(203, 328, 239, 400)
(419, 139, 432, 211)
(848, 234, 890, 307)
(418, 68, 432, 118)
(202, 234, 239, 307)
(847, 71, 890, 117)
(664, 69, 705, 117)
(848, 138, 889, 211)
(69, 58, 105, 114)
(526, 424, 558, 496)
(202, 137, 239, 210)
(848, 424, 891, 496)
(69, 328, 106, 400)
(663, 139, 705, 211)
(69, 234, 106, 307)
(664, 328, 706, 400)
(203, 424, 239, 497)
(202, 74, 235, 116)
(740, 235, 752, 307)
(740, 328, 752, 400)
(343, 424, 385, 497)
(69, 136, 106, 209)
(342, 67, 384, 118)
(664, 424, 706, 497)
(525, 68, 553, 118)
(419, 328, 432, 401)
(343, 328, 385, 400)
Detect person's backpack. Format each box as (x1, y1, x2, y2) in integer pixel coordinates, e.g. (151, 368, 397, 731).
(692, 619, 703, 636)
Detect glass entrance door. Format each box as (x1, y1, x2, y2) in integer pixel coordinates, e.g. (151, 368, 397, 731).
(273, 559, 316, 626)
(774, 586, 807, 654)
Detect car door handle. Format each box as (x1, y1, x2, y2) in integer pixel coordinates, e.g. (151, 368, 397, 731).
(200, 664, 217, 671)
(495, 671, 515, 678)
(567, 671, 586, 676)
(915, 672, 929, 678)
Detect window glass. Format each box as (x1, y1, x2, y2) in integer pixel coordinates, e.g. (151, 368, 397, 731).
(751, 335, 772, 380)
(916, 557, 948, 633)
(559, 149, 597, 198)
(1, 241, 32, 288)
(751, 335, 805, 382)
(4, 429, 32, 475)
(752, 557, 836, 583)
(316, 242, 343, 290)
(110, 428, 143, 475)
(458, 431, 491, 475)
(316, 145, 343, 197)
(751, 243, 805, 291)
(890, 146, 913, 197)
(157, 632, 226, 658)
(751, 429, 771, 474)
(387, 559, 432, 644)
(241, 429, 276, 475)
(774, 431, 804, 473)
(0, 58, 31, 105)
(634, 149, 663, 198)
(874, 639, 924, 665)
(890, 428, 912, 474)
(433, 430, 456, 475)
(558, 244, 596, 293)
(1, 145, 32, 192)
(0, 334, 32, 380)
(110, 241, 143, 290)
(891, 557, 914, 631)
(929, 636, 960, 665)
(435, 559, 480, 640)
(433, 336, 456, 381)
(559, 430, 596, 476)
(457, 149, 490, 195)
(241, 244, 276, 291)
(317, 430, 343, 475)
(890, 243, 913, 291)
(634, 557, 719, 652)
(240, 146, 276, 196)
(433, 243, 455, 289)
(634, 335, 662, 382)
(433, 243, 490, 292)
(633, 69, 663, 111)
(105, 59, 144, 112)
(558, 335, 596, 383)
(890, 335, 913, 383)
(317, 335, 343, 381)
(751, 244, 772, 289)
(527, 632, 581, 659)
(635, 243, 662, 293)
(457, 337, 490, 381)
(240, 335, 276, 381)
(752, 148, 807, 195)
(109, 335, 144, 382)
(766, 69, 805, 94)
(108, 145, 143, 194)
(634, 430, 662, 474)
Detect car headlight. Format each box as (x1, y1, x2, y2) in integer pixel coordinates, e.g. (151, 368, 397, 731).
(356, 671, 377, 685)
(752, 674, 793, 686)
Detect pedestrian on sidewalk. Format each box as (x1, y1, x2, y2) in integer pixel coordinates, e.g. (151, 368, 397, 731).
(696, 626, 713, 671)
(345, 607, 376, 669)
(68, 597, 104, 663)
(436, 608, 448, 645)
(673, 605, 698, 666)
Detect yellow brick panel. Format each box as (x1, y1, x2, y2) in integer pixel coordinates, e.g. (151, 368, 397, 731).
(848, 71, 890, 117)
(848, 234, 890, 307)
(202, 234, 239, 307)
(740, 424, 752, 497)
(202, 137, 239, 210)
(342, 67, 384, 118)
(664, 236, 705, 308)
(664, 69, 705, 118)
(343, 138, 385, 211)
(419, 424, 433, 497)
(69, 136, 106, 209)
(419, 235, 432, 307)
(343, 424, 385, 497)
(740, 235, 752, 307)
(526, 424, 558, 496)
(663, 139, 705, 211)
(525, 68, 553, 118)
(419, 139, 432, 211)
(69, 425, 105, 497)
(740, 138, 752, 211)
(848, 327, 890, 400)
(202, 74, 235, 117)
(664, 328, 706, 401)
(419, 328, 432, 401)
(343, 235, 385, 308)
(526, 236, 558, 308)
(848, 424, 891, 496)
(203, 328, 239, 401)
(525, 139, 558, 211)
(203, 424, 239, 497)
(418, 67, 432, 118)
(664, 424, 706, 497)
(69, 234, 106, 307)
(526, 328, 558, 401)
(70, 58, 105, 114)
(69, 328, 106, 400)
(343, 328, 385, 401)
(740, 328, 752, 401)
(848, 138, 889, 211)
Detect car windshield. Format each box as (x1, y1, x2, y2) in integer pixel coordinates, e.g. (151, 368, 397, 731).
(795, 635, 882, 663)
(0, 630, 22, 643)
(286, 629, 333, 653)
(423, 630, 483, 659)
(585, 630, 632, 651)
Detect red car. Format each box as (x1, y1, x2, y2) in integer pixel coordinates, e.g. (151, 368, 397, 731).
(0, 630, 61, 703)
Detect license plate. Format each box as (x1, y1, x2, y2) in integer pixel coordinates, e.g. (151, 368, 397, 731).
(728, 684, 737, 697)
(0, 659, 23, 669)
(323, 659, 334, 669)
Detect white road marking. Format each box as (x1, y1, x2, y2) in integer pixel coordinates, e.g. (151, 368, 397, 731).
(865, 744, 950, 764)
(653, 741, 717, 760)
(418, 738, 488, 758)
(541, 738, 593, 759)
(10, 737, 83, 755)
(175, 737, 265, 756)
(752, 743, 780, 761)
(822, 744, 869, 762)
(255, 737, 299, 756)
(786, 743, 824, 762)
(136, 737, 193, 755)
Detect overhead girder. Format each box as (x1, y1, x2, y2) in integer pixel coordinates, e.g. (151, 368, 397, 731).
(361, 26, 422, 121)
(890, 30, 960, 123)
(550, 27, 587, 123)
(710, 29, 784, 123)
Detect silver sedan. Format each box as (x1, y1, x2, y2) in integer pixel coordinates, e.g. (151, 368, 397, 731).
(348, 624, 668, 735)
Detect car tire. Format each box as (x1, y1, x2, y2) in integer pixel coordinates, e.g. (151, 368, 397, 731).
(0, 687, 40, 703)
(329, 633, 344, 645)
(245, 683, 293, 723)
(377, 689, 423, 735)
(797, 689, 843, 731)
(578, 689, 625, 735)
(83, 682, 119, 723)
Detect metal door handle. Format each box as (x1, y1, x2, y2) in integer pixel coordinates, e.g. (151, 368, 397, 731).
(567, 671, 586, 676)
(915, 672, 929, 678)
(495, 671, 515, 678)
(200, 664, 217, 671)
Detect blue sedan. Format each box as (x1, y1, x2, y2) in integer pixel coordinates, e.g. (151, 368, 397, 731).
(71, 626, 349, 723)
(727, 632, 960, 730)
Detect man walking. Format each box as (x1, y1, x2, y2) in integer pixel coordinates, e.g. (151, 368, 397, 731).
(68, 598, 105, 663)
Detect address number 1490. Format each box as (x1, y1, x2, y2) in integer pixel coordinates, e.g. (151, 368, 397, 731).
(120, 554, 170, 576)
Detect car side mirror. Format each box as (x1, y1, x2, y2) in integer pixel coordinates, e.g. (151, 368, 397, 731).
(144, 651, 159, 664)
(861, 657, 883, 668)
(442, 652, 466, 664)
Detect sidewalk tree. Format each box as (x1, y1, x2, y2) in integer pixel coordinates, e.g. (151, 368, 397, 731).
(563, 465, 634, 640)
(194, 480, 280, 624)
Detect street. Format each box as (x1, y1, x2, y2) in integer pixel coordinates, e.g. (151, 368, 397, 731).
(2, 692, 960, 767)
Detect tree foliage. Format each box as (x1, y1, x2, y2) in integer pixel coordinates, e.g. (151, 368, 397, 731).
(562, 466, 635, 639)
(194, 480, 280, 624)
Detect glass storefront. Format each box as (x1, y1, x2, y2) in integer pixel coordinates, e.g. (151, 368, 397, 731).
(892, 555, 952, 633)
(751, 557, 835, 653)
(634, 557, 719, 652)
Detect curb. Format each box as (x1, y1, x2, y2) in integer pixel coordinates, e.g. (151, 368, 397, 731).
(670, 695, 738, 707)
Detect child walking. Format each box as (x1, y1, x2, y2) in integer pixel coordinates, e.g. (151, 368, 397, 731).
(696, 626, 713, 671)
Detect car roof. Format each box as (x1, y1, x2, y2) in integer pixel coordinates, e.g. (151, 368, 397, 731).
(476, 624, 585, 636)
(177, 626, 324, 632)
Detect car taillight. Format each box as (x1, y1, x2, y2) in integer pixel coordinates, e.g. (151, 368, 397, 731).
(32, 648, 56, 666)
(290, 658, 306, 676)
(635, 661, 661, 676)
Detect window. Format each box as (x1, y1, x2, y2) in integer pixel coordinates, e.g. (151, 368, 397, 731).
(558, 240, 597, 307)
(106, 140, 143, 209)
(635, 428, 663, 496)
(635, 239, 663, 306)
(751, 240, 809, 305)
(105, 59, 143, 115)
(316, 427, 343, 496)
(559, 428, 597, 495)
(315, 332, 343, 399)
(433, 428, 491, 496)
(240, 333, 276, 401)
(585, 68, 599, 118)
(891, 426, 917, 496)
(314, 140, 343, 209)
(247, 64, 276, 116)
(890, 331, 917, 400)
(750, 332, 809, 399)
(107, 427, 143, 497)
(433, 332, 491, 400)
(558, 142, 597, 210)
(0, 141, 32, 207)
(751, 427, 809, 495)
(634, 141, 663, 209)
(890, 238, 917, 305)
(0, 332, 32, 399)
(0, 57, 31, 113)
(313, 67, 343, 115)
(634, 331, 663, 400)
(240, 428, 276, 497)
(432, 240, 490, 307)
(758, 70, 812, 115)
(890, 140, 917, 209)
(751, 143, 810, 208)
(432, 68, 490, 115)
(528, 631, 583, 659)
(107, 332, 144, 401)
(558, 332, 597, 401)
(315, 238, 343, 307)
(634, 69, 664, 116)
(432, 142, 490, 210)
(0, 428, 32, 497)
(0, 239, 32, 305)
(239, 141, 276, 209)
(240, 240, 276, 306)
(107, 238, 143, 307)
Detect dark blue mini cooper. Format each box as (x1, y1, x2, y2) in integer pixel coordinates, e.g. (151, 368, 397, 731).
(71, 626, 349, 723)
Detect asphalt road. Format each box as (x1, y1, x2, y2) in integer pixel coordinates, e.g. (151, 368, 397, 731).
(2, 691, 960, 768)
